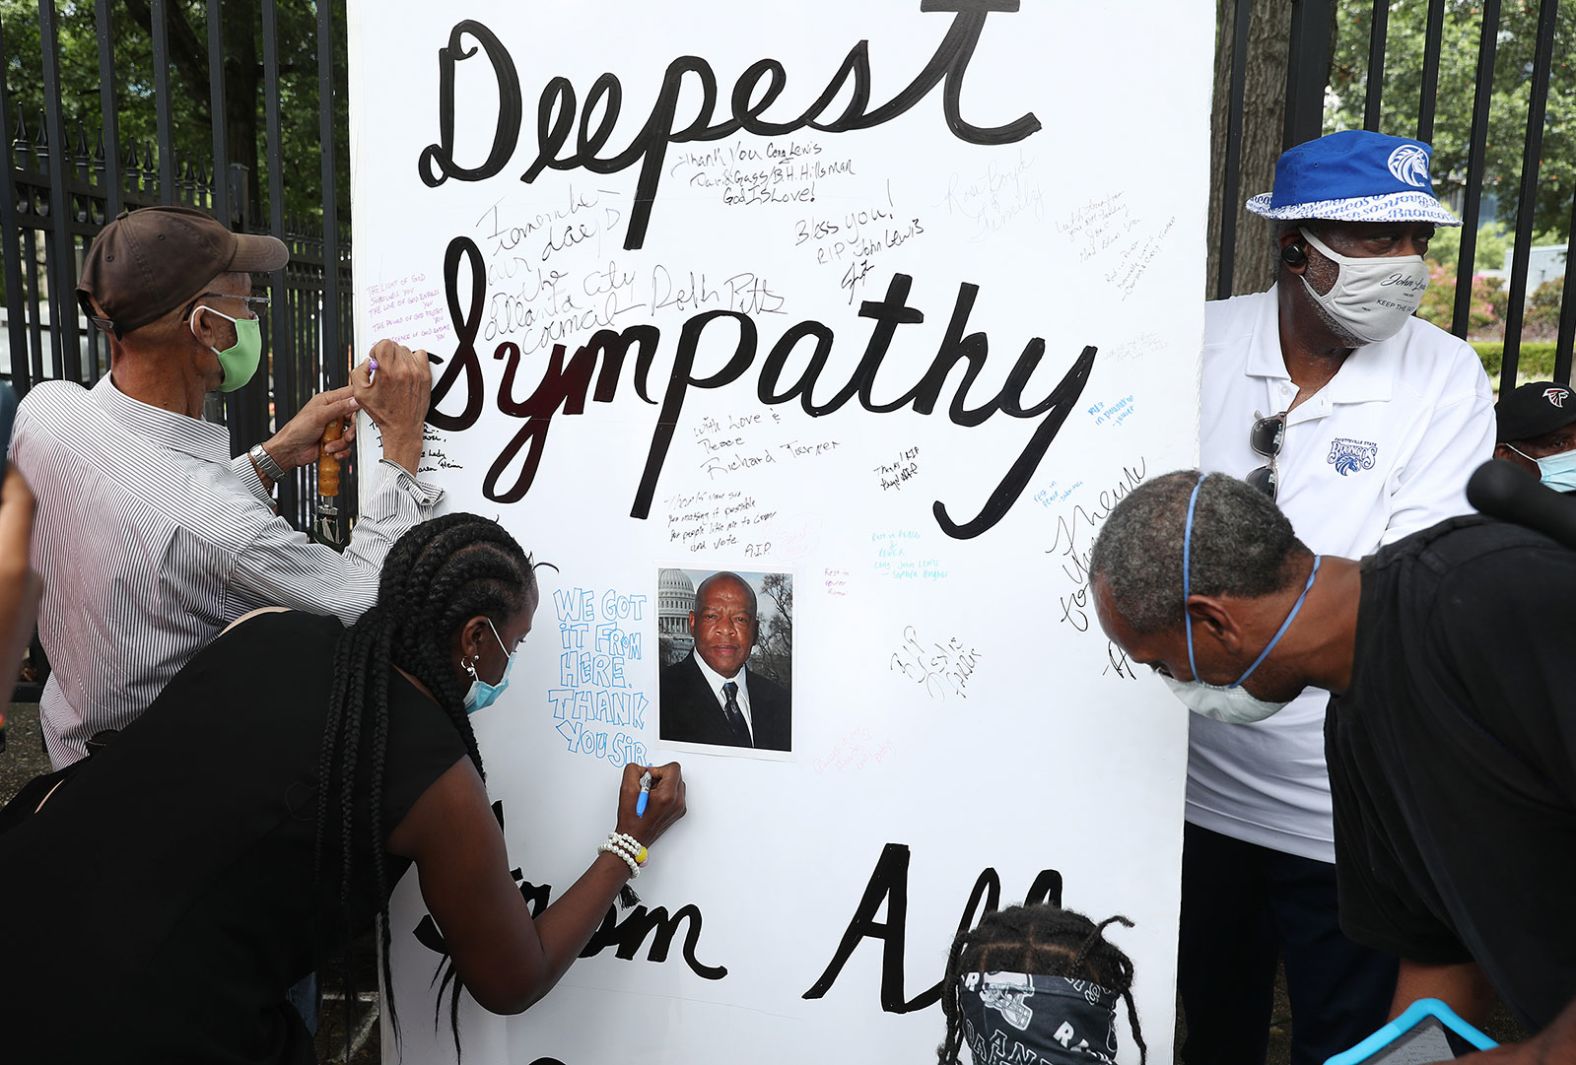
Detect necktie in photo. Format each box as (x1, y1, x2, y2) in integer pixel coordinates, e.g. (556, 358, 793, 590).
(722, 680, 752, 746)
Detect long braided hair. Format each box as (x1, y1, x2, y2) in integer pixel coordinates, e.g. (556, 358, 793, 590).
(936, 905, 1147, 1065)
(312, 513, 537, 1057)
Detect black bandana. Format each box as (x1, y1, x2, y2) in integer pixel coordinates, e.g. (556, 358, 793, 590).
(957, 972, 1121, 1065)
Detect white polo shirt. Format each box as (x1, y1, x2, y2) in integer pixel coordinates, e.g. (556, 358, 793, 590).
(1190, 286, 1494, 862)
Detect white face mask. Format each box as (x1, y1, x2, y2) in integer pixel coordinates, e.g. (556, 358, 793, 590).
(1164, 474, 1322, 725)
(1298, 227, 1429, 345)
(1161, 672, 1290, 725)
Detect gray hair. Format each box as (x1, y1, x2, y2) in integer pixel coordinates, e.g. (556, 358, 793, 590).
(1089, 470, 1309, 634)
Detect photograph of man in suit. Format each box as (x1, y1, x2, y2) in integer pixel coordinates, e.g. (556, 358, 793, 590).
(659, 571, 792, 752)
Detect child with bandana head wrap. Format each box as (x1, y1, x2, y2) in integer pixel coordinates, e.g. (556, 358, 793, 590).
(938, 905, 1146, 1065)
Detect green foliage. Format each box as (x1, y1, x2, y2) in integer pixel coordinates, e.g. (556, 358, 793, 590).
(1328, 1, 1576, 245)
(1427, 220, 1515, 273)
(0, 0, 348, 230)
(1526, 275, 1567, 337)
(1472, 340, 1562, 382)
(1417, 259, 1507, 335)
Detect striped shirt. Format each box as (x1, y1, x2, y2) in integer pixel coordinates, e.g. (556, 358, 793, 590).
(11, 376, 444, 768)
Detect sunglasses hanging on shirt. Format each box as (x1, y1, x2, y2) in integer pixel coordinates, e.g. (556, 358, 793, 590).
(1247, 410, 1287, 500)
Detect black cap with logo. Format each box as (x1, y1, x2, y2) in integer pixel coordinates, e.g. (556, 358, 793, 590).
(76, 206, 288, 338)
(1495, 381, 1576, 443)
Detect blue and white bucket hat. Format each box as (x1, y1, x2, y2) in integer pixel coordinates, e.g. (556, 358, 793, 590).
(1246, 130, 1460, 226)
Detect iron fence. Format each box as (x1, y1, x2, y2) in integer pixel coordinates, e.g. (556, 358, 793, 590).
(0, 0, 355, 535)
(1215, 0, 1575, 390)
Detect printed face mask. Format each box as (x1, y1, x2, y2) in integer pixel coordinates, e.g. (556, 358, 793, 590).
(957, 972, 1121, 1065)
(1507, 443, 1576, 494)
(1165, 475, 1321, 726)
(190, 305, 262, 392)
(1298, 227, 1429, 345)
(463, 618, 515, 715)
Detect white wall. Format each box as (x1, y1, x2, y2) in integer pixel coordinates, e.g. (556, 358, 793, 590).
(349, 4, 1213, 1062)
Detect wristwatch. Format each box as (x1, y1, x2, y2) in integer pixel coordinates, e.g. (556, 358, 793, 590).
(248, 443, 287, 484)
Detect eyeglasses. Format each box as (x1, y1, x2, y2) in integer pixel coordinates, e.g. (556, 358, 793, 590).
(182, 291, 270, 323)
(191, 291, 271, 312)
(1247, 410, 1286, 499)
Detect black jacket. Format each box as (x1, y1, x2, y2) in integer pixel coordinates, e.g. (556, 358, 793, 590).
(659, 655, 791, 751)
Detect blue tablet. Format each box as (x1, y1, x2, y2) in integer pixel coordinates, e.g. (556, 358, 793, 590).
(1325, 999, 1497, 1065)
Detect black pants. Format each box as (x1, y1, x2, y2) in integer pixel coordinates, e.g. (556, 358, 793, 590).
(1178, 823, 1398, 1065)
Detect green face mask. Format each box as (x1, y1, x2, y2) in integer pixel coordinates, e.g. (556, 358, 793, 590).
(191, 306, 262, 393)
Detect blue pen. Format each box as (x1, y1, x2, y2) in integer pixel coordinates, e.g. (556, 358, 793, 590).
(635, 769, 652, 817)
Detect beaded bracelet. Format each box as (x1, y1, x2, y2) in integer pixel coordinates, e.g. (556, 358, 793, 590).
(597, 833, 646, 878)
(603, 835, 647, 873)
(597, 839, 640, 877)
(610, 832, 648, 866)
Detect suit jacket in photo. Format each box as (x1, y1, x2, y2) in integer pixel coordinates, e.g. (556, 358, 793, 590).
(659, 655, 791, 751)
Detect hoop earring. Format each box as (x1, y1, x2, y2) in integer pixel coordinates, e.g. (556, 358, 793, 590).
(461, 655, 478, 679)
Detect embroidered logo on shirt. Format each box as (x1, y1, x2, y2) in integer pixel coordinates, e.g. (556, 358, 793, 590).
(1327, 437, 1379, 476)
(1545, 387, 1570, 408)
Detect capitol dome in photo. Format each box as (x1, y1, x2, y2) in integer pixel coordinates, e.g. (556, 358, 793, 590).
(658, 569, 697, 662)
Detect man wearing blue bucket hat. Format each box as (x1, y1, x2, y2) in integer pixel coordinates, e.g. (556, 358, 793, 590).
(1181, 130, 1494, 1065)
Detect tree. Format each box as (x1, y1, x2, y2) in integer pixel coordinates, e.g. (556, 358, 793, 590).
(753, 574, 793, 691)
(1427, 219, 1514, 274)
(1327, 0, 1576, 243)
(1207, 0, 1295, 297)
(0, 0, 349, 231)
(1209, 0, 1575, 297)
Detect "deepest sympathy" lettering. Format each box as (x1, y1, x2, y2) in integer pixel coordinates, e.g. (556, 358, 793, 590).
(417, 0, 1092, 540)
(417, 1, 1042, 250)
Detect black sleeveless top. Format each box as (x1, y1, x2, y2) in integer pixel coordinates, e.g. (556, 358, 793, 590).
(0, 611, 468, 1064)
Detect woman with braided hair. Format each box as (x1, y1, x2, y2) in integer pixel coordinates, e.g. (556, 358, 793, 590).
(938, 904, 1148, 1065)
(0, 512, 686, 1065)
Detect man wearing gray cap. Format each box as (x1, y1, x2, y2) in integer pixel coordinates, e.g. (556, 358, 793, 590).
(11, 205, 440, 769)
(1183, 131, 1494, 1064)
